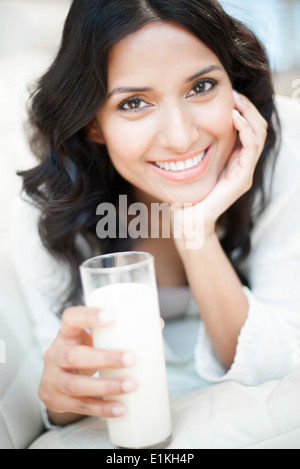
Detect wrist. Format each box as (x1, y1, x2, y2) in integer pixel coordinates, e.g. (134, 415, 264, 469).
(47, 408, 84, 427)
(171, 203, 219, 257)
(175, 227, 219, 261)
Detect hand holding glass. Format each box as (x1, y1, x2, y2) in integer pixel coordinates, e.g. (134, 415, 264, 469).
(80, 252, 172, 449)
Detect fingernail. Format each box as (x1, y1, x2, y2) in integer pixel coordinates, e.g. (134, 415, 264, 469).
(111, 404, 126, 416)
(232, 109, 247, 124)
(97, 310, 115, 324)
(232, 109, 241, 119)
(122, 352, 136, 367)
(233, 90, 240, 99)
(121, 379, 137, 392)
(65, 338, 80, 346)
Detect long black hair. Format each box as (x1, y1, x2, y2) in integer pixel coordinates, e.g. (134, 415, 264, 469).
(18, 0, 280, 313)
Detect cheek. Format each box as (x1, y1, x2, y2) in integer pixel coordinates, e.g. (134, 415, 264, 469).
(103, 120, 152, 170)
(198, 100, 236, 156)
(205, 99, 234, 136)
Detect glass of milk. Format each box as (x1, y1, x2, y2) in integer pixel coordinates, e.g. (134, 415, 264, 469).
(80, 252, 172, 449)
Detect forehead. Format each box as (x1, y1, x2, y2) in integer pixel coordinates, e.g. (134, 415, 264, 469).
(106, 22, 222, 86)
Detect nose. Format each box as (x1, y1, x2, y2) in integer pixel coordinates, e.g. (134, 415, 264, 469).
(158, 103, 199, 154)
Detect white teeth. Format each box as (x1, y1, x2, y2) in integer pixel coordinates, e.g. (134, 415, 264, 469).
(176, 161, 185, 171)
(154, 151, 206, 172)
(185, 158, 194, 169)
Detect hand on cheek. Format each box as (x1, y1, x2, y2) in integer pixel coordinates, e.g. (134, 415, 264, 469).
(204, 90, 268, 227)
(172, 91, 268, 248)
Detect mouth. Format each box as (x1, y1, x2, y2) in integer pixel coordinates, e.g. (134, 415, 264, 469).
(149, 146, 211, 181)
(153, 150, 206, 172)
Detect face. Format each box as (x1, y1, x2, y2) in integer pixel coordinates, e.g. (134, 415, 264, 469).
(92, 22, 237, 206)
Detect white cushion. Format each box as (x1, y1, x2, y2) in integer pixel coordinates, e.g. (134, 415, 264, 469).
(169, 370, 300, 449)
(29, 369, 300, 449)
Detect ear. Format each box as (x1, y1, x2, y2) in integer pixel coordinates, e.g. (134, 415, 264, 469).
(85, 118, 106, 145)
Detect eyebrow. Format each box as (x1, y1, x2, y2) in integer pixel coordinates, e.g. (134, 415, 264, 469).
(185, 65, 223, 83)
(107, 86, 152, 100)
(106, 64, 223, 99)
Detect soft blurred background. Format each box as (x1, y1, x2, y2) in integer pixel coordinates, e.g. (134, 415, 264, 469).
(0, 0, 299, 243)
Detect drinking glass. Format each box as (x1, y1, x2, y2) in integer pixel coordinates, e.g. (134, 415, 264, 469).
(80, 252, 172, 449)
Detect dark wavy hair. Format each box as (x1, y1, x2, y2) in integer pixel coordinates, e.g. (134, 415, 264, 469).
(18, 0, 280, 314)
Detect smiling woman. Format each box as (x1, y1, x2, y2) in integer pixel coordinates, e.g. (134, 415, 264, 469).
(19, 0, 277, 309)
(88, 23, 236, 205)
(13, 0, 300, 435)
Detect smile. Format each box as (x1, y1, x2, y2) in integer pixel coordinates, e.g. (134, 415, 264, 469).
(149, 147, 211, 182)
(153, 151, 206, 172)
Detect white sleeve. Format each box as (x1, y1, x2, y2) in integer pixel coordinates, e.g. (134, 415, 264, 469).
(11, 194, 94, 430)
(194, 96, 300, 386)
(11, 195, 70, 356)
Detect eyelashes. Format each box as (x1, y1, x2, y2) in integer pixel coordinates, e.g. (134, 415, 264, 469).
(186, 79, 217, 98)
(118, 97, 151, 112)
(117, 78, 218, 113)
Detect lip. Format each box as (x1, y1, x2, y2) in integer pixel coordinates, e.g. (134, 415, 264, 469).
(149, 145, 211, 182)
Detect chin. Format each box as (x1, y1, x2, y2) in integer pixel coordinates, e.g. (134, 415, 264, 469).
(155, 191, 210, 208)
(166, 182, 216, 207)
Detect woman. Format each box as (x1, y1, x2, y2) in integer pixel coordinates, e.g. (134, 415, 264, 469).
(14, 0, 300, 427)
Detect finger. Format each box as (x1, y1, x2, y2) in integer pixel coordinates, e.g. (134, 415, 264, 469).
(46, 393, 127, 418)
(232, 109, 257, 149)
(232, 110, 262, 167)
(56, 370, 138, 398)
(233, 90, 266, 122)
(60, 307, 115, 340)
(233, 91, 268, 144)
(233, 91, 268, 138)
(55, 343, 136, 370)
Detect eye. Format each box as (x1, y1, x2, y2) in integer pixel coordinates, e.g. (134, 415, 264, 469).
(186, 79, 217, 98)
(119, 97, 150, 112)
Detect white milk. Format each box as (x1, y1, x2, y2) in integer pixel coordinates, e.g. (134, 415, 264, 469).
(87, 282, 172, 449)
